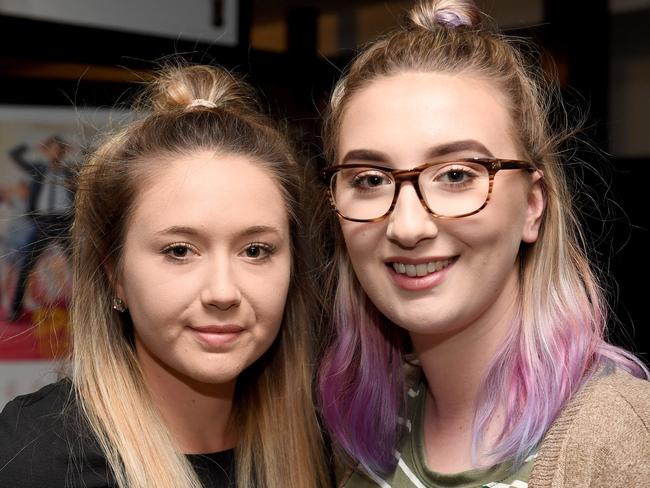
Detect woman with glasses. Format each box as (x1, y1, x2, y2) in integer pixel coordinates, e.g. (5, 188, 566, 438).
(0, 65, 329, 488)
(315, 1, 650, 486)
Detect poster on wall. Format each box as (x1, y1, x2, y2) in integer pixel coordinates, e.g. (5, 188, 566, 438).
(0, 0, 239, 46)
(0, 106, 126, 408)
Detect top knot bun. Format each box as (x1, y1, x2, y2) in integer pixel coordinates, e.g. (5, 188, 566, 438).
(409, 0, 481, 30)
(146, 64, 259, 115)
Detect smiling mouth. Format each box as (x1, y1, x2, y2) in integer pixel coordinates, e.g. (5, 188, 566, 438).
(389, 258, 456, 277)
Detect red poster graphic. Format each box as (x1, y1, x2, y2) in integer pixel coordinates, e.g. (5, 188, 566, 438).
(0, 106, 126, 407)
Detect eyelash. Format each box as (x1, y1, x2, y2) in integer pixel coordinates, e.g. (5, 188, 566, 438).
(243, 242, 276, 261)
(160, 242, 276, 263)
(161, 242, 198, 262)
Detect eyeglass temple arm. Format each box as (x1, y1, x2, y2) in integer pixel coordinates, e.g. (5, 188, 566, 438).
(496, 160, 537, 172)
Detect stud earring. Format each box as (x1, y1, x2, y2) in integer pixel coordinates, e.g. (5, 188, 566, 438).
(112, 297, 126, 312)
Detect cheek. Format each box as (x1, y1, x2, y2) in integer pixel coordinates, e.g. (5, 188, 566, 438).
(341, 222, 382, 267)
(340, 224, 393, 308)
(454, 212, 527, 293)
(119, 256, 196, 335)
(123, 277, 177, 339)
(249, 257, 292, 329)
(464, 183, 531, 251)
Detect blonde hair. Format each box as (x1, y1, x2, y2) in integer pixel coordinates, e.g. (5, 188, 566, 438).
(317, 0, 648, 473)
(71, 64, 328, 487)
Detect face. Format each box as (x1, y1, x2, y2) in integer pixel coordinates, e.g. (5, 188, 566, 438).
(116, 151, 291, 386)
(337, 72, 544, 340)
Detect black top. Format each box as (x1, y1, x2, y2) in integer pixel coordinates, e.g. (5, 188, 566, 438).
(0, 380, 235, 487)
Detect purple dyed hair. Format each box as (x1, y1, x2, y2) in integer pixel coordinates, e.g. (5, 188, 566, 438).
(318, 259, 404, 471)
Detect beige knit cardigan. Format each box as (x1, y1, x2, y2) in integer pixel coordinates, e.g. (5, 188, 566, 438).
(529, 367, 650, 487)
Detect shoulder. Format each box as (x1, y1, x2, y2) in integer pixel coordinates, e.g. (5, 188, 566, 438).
(0, 379, 73, 438)
(0, 379, 109, 487)
(569, 367, 650, 437)
(531, 367, 650, 488)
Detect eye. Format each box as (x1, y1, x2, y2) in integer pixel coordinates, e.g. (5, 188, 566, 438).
(437, 166, 476, 183)
(344, 169, 392, 191)
(428, 163, 485, 188)
(354, 171, 390, 187)
(161, 243, 197, 261)
(242, 242, 275, 260)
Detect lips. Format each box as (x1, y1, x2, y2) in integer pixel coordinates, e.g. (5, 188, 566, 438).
(189, 324, 245, 347)
(390, 258, 455, 277)
(190, 324, 244, 334)
(386, 256, 457, 291)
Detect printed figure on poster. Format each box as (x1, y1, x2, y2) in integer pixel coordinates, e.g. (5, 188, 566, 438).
(0, 106, 125, 406)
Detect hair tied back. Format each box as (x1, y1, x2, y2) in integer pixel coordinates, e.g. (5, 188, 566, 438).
(409, 0, 481, 30)
(186, 98, 218, 110)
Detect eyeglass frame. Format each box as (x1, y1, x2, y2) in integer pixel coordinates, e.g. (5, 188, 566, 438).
(321, 157, 539, 223)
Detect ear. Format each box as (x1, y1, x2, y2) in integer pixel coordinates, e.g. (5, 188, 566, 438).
(104, 261, 127, 307)
(522, 171, 545, 244)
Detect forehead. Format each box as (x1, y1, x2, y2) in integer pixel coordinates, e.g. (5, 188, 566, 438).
(129, 151, 289, 235)
(337, 72, 519, 162)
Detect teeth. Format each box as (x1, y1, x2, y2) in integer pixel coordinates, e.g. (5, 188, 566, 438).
(392, 258, 453, 277)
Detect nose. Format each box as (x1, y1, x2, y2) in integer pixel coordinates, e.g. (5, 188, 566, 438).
(386, 182, 438, 248)
(200, 258, 242, 311)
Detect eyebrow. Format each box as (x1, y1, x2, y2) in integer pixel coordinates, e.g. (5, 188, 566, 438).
(425, 140, 494, 159)
(339, 139, 494, 165)
(155, 225, 282, 239)
(156, 226, 201, 237)
(237, 225, 283, 239)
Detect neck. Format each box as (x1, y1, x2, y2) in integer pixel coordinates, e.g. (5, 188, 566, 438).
(413, 311, 513, 420)
(409, 269, 520, 471)
(137, 347, 237, 454)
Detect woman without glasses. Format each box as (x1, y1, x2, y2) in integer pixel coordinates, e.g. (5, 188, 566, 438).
(0, 65, 329, 488)
(316, 1, 650, 486)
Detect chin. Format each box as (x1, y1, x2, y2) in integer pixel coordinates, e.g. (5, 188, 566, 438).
(380, 306, 434, 330)
(178, 362, 247, 387)
(390, 310, 465, 337)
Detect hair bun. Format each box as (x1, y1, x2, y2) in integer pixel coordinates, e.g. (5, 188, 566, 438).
(409, 0, 481, 30)
(146, 64, 258, 115)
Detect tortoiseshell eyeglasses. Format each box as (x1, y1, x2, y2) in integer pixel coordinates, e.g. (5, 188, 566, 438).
(322, 158, 538, 222)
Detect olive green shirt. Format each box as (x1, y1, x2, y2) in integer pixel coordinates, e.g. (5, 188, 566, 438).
(342, 378, 535, 488)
